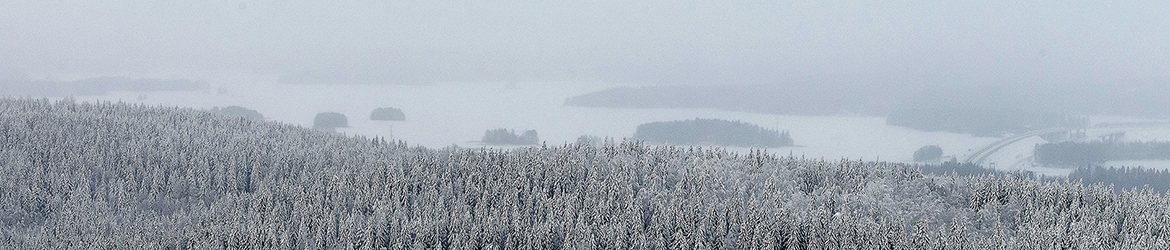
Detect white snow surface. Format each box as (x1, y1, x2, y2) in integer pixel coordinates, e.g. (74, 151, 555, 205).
(53, 78, 1170, 175)
(56, 80, 1002, 163)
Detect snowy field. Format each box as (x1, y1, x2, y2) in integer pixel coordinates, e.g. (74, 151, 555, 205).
(53, 79, 1000, 164)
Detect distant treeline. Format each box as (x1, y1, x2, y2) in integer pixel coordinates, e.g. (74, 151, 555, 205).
(1035, 141, 1170, 166)
(0, 77, 208, 96)
(482, 128, 538, 145)
(1068, 166, 1170, 194)
(634, 118, 793, 147)
(915, 162, 1170, 194)
(277, 68, 427, 85)
(564, 84, 892, 116)
(565, 83, 1170, 119)
(563, 83, 1170, 136)
(887, 107, 1087, 137)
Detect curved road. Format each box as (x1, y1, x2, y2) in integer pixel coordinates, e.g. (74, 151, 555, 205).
(964, 128, 1070, 165)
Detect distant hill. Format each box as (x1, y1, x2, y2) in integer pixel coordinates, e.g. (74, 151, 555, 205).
(564, 83, 1170, 136)
(564, 84, 891, 116)
(0, 77, 208, 97)
(564, 83, 1170, 119)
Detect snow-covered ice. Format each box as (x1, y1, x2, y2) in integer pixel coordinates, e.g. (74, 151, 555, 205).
(58, 80, 1004, 164)
(55, 78, 1170, 175)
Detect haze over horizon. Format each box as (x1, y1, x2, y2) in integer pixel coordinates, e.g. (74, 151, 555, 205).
(8, 3, 1170, 247)
(2, 1, 1167, 88)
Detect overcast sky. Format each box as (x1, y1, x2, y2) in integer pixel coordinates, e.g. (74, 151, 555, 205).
(2, 0, 1167, 86)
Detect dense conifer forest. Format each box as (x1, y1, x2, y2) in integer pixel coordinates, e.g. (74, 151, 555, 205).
(2, 98, 1169, 248)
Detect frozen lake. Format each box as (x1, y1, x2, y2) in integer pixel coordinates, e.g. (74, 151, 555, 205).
(63, 80, 1003, 163)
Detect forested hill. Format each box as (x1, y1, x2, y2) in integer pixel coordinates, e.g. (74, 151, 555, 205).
(2, 98, 1170, 248)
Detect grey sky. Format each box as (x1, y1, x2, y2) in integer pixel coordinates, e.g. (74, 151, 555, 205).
(2, 0, 1167, 85)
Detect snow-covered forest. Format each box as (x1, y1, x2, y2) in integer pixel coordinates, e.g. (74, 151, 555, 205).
(3, 98, 1170, 249)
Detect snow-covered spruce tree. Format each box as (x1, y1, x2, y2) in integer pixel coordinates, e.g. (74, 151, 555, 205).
(1, 97, 1170, 248)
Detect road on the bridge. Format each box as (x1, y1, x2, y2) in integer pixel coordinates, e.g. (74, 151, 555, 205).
(964, 128, 1070, 165)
